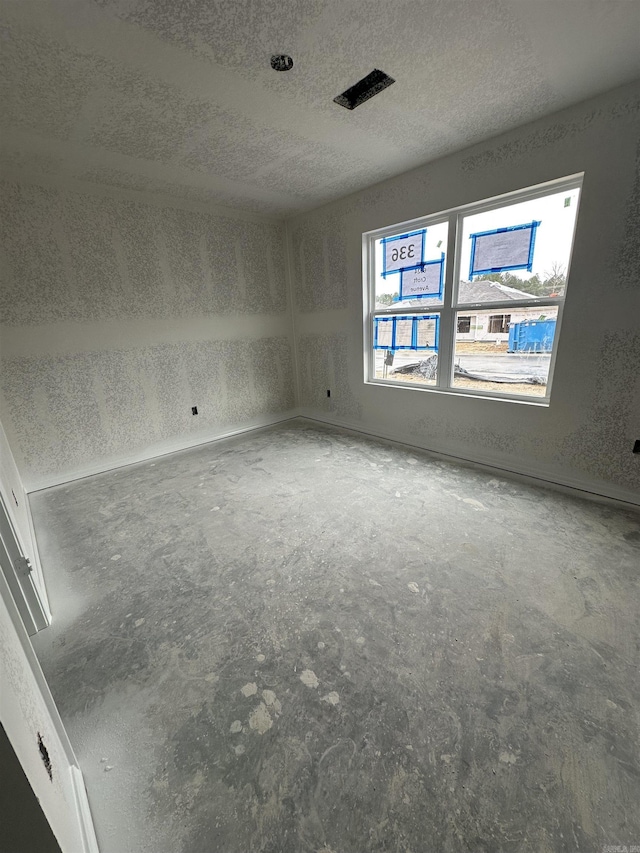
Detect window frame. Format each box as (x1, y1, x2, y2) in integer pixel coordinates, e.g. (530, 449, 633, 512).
(363, 173, 583, 405)
(457, 315, 471, 334)
(488, 314, 511, 334)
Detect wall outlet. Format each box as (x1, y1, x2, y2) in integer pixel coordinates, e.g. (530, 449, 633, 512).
(192, 406, 198, 416)
(633, 439, 640, 454)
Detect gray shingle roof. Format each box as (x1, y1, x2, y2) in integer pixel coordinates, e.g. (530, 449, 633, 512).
(457, 279, 532, 303)
(375, 279, 534, 309)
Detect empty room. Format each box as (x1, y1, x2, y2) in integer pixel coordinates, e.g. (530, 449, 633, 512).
(1, 1, 640, 851)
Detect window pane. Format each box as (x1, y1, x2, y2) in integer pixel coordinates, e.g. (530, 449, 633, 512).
(373, 314, 439, 386)
(375, 221, 448, 309)
(453, 306, 559, 397)
(488, 314, 510, 334)
(374, 349, 439, 385)
(457, 187, 580, 305)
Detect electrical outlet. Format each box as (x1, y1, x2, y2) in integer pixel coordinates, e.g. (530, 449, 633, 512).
(326, 389, 331, 398)
(192, 406, 198, 416)
(633, 439, 640, 454)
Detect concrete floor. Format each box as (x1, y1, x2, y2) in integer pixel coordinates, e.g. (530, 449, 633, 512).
(30, 420, 640, 853)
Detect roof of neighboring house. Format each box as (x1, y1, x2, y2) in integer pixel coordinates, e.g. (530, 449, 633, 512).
(375, 279, 535, 309)
(458, 279, 533, 303)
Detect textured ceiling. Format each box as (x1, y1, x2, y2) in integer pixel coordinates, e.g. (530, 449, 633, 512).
(1, 0, 639, 218)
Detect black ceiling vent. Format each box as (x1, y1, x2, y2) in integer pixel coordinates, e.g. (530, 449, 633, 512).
(333, 69, 395, 110)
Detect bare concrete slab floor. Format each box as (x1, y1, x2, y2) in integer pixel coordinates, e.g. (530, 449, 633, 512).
(30, 421, 640, 853)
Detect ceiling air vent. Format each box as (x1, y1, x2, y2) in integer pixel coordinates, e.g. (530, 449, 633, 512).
(333, 69, 395, 110)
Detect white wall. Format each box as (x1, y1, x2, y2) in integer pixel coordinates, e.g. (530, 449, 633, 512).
(0, 186, 296, 490)
(289, 81, 640, 505)
(0, 568, 93, 852)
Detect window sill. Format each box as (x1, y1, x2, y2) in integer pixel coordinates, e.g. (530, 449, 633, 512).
(364, 378, 550, 406)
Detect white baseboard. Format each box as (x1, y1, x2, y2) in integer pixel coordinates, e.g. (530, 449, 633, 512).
(70, 764, 100, 853)
(25, 408, 639, 510)
(26, 413, 300, 493)
(296, 410, 640, 511)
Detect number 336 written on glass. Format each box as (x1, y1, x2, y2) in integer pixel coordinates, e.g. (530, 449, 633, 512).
(384, 233, 423, 273)
(392, 244, 414, 262)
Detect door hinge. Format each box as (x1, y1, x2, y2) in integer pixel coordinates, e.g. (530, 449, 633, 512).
(14, 556, 32, 576)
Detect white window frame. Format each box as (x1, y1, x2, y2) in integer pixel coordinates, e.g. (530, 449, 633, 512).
(363, 173, 583, 405)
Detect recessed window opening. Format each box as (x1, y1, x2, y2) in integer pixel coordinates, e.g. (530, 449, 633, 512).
(364, 175, 582, 403)
(488, 314, 511, 334)
(457, 316, 471, 334)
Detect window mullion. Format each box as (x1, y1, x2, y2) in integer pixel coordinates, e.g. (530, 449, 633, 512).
(435, 212, 458, 389)
(455, 298, 563, 313)
(373, 307, 441, 318)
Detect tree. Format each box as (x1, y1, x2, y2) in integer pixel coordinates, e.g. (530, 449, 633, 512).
(376, 292, 398, 306)
(543, 262, 567, 296)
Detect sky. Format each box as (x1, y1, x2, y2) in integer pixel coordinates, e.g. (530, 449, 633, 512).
(375, 186, 581, 297)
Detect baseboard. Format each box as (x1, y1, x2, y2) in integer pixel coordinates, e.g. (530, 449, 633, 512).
(70, 765, 100, 853)
(24, 408, 639, 509)
(296, 411, 640, 511)
(26, 412, 300, 493)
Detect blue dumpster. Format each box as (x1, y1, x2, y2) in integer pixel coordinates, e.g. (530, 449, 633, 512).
(508, 319, 556, 352)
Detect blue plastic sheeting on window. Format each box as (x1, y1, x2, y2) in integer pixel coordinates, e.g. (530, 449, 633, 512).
(381, 229, 426, 277)
(373, 315, 439, 350)
(469, 221, 540, 278)
(399, 253, 445, 300)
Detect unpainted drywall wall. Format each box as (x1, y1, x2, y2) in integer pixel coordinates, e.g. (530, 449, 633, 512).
(289, 81, 640, 503)
(0, 569, 84, 851)
(0, 187, 295, 488)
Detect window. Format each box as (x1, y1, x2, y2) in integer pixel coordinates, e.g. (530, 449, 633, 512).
(488, 314, 510, 334)
(365, 175, 582, 402)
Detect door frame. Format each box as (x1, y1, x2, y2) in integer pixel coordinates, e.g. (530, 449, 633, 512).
(0, 563, 100, 853)
(0, 492, 49, 635)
